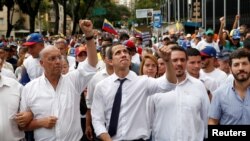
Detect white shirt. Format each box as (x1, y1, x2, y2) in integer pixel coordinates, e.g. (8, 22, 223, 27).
(200, 68, 228, 87)
(195, 40, 220, 53)
(1, 68, 16, 79)
(3, 61, 14, 72)
(148, 75, 210, 141)
(0, 75, 24, 141)
(20, 61, 96, 141)
(131, 53, 141, 65)
(23, 56, 44, 80)
(67, 56, 76, 68)
(199, 73, 219, 93)
(91, 71, 176, 141)
(86, 68, 111, 108)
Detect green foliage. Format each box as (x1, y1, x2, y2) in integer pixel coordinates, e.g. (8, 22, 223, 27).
(89, 0, 131, 29)
(135, 0, 160, 10)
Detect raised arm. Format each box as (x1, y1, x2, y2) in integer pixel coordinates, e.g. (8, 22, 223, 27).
(79, 20, 98, 67)
(218, 17, 226, 46)
(158, 45, 177, 84)
(232, 15, 240, 30)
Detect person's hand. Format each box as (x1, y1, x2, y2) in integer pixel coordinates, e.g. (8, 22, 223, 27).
(158, 45, 172, 62)
(235, 15, 240, 20)
(79, 20, 93, 37)
(219, 17, 225, 24)
(40, 116, 58, 129)
(15, 111, 33, 127)
(85, 125, 93, 140)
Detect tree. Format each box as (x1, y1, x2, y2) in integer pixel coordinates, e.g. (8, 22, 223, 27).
(53, 0, 59, 34)
(16, 0, 42, 33)
(0, 0, 15, 37)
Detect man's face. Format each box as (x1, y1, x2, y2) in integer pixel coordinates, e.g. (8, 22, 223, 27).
(230, 57, 250, 82)
(201, 56, 212, 69)
(0, 49, 6, 60)
(187, 56, 201, 77)
(171, 50, 187, 78)
(218, 59, 230, 74)
(111, 45, 131, 70)
(27, 43, 44, 58)
(40, 49, 62, 75)
(206, 34, 214, 42)
(55, 43, 68, 56)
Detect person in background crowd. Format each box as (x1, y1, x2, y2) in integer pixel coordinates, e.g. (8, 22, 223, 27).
(219, 16, 243, 52)
(54, 38, 75, 68)
(186, 48, 219, 101)
(122, 40, 140, 75)
(20, 33, 45, 85)
(200, 46, 228, 86)
(15, 47, 29, 80)
(0, 47, 14, 72)
(139, 54, 158, 78)
(196, 29, 220, 52)
(243, 38, 250, 51)
(217, 50, 231, 75)
(157, 57, 167, 77)
(209, 48, 250, 125)
(141, 47, 153, 61)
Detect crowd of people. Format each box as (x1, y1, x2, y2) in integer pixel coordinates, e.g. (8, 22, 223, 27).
(0, 15, 250, 141)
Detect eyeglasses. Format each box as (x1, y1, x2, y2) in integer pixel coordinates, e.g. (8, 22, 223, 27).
(201, 56, 212, 60)
(47, 55, 63, 62)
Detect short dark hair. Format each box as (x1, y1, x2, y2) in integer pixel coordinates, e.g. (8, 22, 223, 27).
(119, 33, 129, 42)
(186, 48, 200, 57)
(171, 46, 188, 59)
(103, 36, 113, 43)
(243, 38, 250, 51)
(229, 48, 250, 66)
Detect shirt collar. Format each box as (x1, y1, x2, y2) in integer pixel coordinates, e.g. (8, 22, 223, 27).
(110, 70, 136, 82)
(177, 73, 191, 85)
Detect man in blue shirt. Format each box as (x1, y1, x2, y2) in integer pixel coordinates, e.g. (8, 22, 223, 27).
(209, 48, 250, 125)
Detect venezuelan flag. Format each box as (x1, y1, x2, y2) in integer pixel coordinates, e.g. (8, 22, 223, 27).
(132, 27, 142, 36)
(102, 19, 118, 35)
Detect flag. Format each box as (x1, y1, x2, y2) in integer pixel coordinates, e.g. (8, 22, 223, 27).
(102, 19, 118, 35)
(132, 27, 142, 37)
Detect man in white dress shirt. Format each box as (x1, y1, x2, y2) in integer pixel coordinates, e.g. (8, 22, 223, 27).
(91, 44, 177, 141)
(147, 46, 210, 141)
(0, 58, 24, 141)
(18, 20, 98, 141)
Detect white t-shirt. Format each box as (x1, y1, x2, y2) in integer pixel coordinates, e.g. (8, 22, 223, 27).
(200, 68, 228, 87)
(23, 56, 44, 80)
(195, 40, 220, 53)
(1, 68, 16, 79)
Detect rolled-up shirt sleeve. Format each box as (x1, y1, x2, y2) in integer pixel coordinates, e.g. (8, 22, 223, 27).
(68, 60, 97, 94)
(147, 74, 176, 95)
